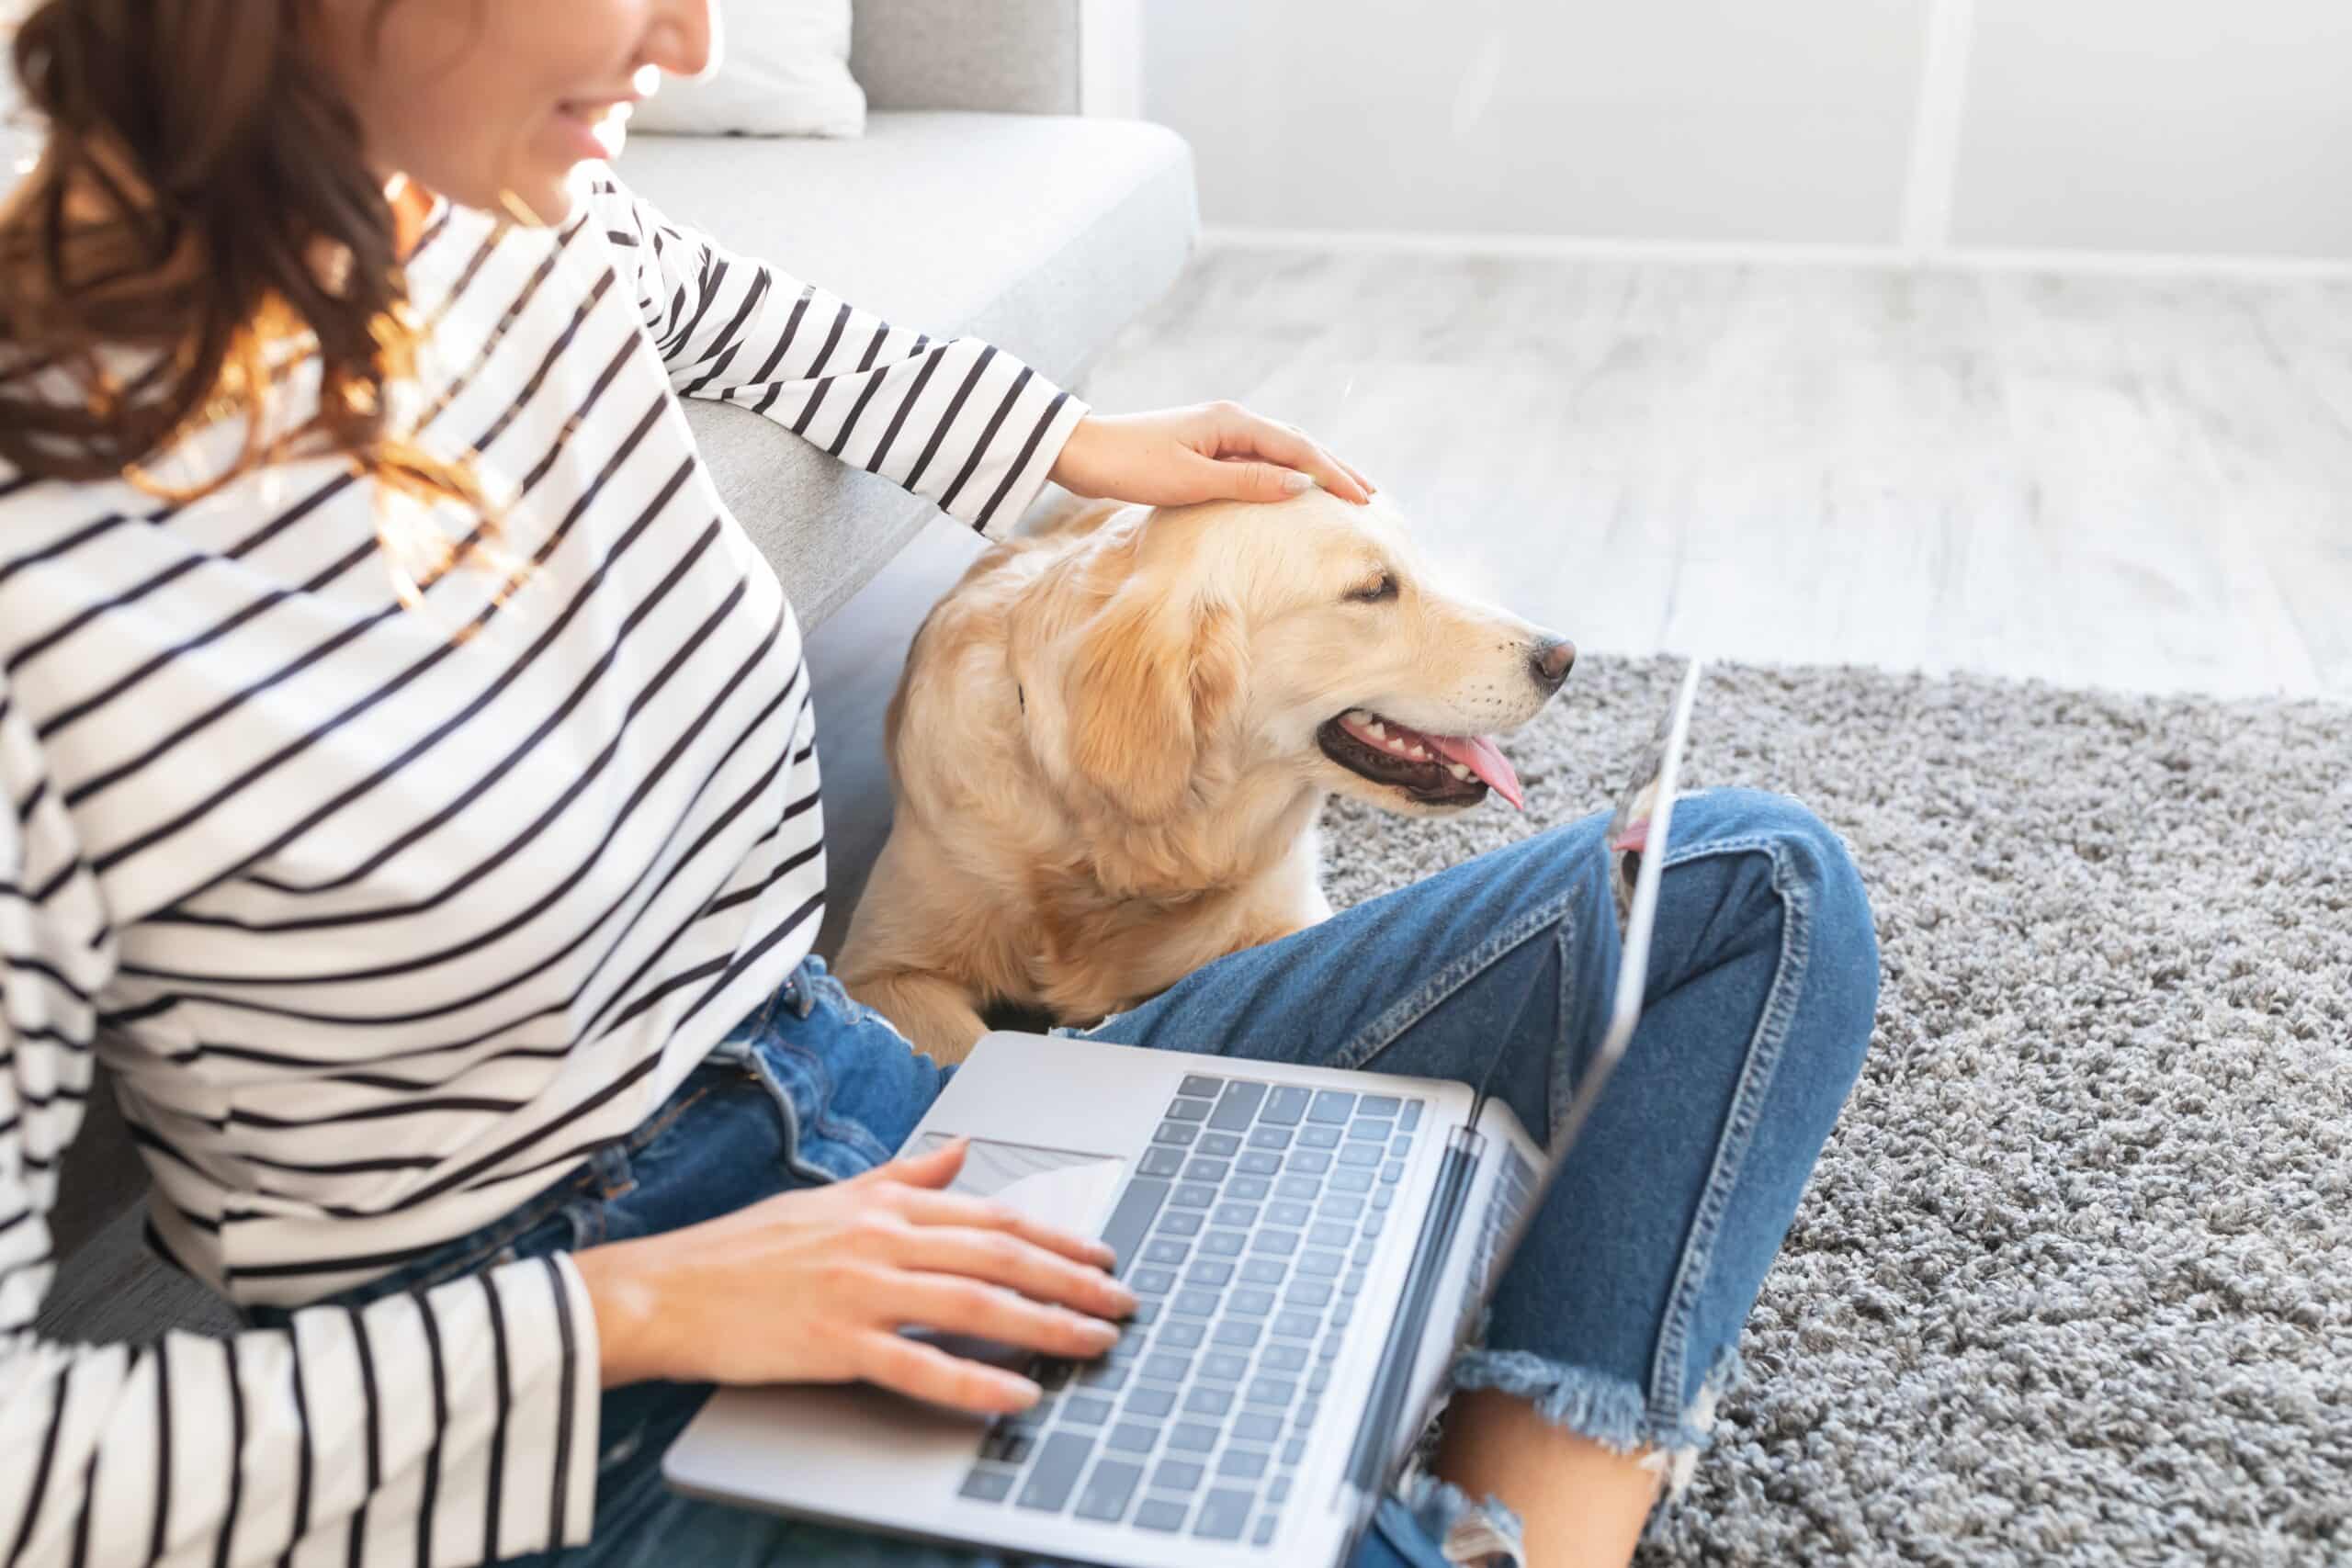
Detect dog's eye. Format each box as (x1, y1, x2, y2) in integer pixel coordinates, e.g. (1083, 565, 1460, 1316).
(1345, 573, 1398, 604)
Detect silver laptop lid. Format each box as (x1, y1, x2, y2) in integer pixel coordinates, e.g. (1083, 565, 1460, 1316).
(1341, 658, 1704, 1543)
(1544, 654, 1705, 1170)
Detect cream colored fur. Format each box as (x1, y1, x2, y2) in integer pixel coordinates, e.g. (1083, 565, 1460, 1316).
(838, 491, 1568, 1061)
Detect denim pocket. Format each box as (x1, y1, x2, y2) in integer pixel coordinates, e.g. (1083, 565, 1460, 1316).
(801, 966, 895, 1035)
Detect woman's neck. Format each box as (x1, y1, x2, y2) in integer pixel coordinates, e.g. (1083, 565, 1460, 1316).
(388, 175, 437, 261)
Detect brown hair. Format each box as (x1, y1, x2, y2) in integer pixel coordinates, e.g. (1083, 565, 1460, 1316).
(0, 0, 492, 594)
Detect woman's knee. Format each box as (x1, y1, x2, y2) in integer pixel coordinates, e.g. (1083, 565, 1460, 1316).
(1674, 787, 1880, 1056)
(1678, 786, 1869, 915)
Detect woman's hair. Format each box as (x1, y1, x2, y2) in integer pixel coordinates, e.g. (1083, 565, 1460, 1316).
(0, 0, 489, 585)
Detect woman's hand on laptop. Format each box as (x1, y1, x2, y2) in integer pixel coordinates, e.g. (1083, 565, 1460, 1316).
(571, 1137, 1136, 1412)
(1049, 401, 1374, 506)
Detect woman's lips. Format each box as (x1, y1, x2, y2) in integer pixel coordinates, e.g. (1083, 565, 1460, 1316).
(552, 99, 633, 161)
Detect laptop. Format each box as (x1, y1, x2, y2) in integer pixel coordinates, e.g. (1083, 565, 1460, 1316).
(665, 659, 1706, 1566)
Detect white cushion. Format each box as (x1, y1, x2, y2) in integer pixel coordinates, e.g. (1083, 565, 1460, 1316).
(634, 0, 865, 138)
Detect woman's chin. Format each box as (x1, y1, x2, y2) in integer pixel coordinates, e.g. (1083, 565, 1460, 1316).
(523, 172, 590, 227)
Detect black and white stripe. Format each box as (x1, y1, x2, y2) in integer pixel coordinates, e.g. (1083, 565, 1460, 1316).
(0, 175, 1085, 1567)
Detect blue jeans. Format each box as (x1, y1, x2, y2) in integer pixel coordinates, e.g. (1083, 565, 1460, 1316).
(286, 789, 1876, 1567)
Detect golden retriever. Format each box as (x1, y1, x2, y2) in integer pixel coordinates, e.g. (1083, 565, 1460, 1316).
(836, 489, 1575, 1061)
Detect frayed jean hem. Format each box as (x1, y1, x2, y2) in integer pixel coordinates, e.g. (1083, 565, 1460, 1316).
(1395, 1472, 1528, 1568)
(1446, 1344, 1745, 1503)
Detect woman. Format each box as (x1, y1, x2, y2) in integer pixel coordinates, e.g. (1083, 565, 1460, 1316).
(0, 4, 1878, 1566)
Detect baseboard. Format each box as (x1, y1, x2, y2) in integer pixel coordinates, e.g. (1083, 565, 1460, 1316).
(1197, 223, 2352, 283)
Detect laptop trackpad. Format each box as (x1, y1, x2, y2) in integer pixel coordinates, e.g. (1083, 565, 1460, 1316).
(910, 1133, 1128, 1232)
(903, 1135, 1129, 1371)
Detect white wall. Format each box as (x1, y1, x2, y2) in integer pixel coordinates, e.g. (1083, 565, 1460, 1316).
(1953, 1, 2352, 258)
(1147, 0, 1926, 245)
(1144, 0, 2352, 264)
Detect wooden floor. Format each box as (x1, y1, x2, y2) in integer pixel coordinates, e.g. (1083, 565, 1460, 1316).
(1082, 246, 2352, 703)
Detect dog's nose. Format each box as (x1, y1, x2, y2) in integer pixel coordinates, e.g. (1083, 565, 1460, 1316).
(1530, 637, 1577, 691)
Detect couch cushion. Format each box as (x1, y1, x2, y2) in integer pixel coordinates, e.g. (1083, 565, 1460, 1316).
(853, 0, 1084, 116)
(618, 111, 1196, 626)
(629, 0, 865, 138)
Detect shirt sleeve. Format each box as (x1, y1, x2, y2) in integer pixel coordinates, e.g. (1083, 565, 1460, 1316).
(586, 175, 1089, 538)
(0, 680, 602, 1568)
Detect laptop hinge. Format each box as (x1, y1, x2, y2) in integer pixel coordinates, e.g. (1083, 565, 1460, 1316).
(1334, 1121, 1486, 1551)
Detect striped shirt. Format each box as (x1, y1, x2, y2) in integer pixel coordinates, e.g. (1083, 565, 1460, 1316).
(0, 175, 1085, 1568)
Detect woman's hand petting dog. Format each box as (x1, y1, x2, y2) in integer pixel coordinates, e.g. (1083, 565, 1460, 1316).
(1049, 401, 1374, 507)
(572, 1138, 1134, 1410)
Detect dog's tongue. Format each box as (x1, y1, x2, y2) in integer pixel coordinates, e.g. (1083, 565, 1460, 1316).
(1426, 732, 1523, 811)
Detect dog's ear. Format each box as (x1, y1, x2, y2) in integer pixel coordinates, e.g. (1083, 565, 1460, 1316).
(1062, 580, 1244, 823)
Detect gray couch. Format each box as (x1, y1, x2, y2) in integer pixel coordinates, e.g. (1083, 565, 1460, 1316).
(36, 0, 1197, 1340)
(649, 1, 1196, 626)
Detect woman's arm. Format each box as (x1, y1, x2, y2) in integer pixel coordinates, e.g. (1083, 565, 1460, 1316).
(586, 177, 1373, 526)
(588, 176, 1086, 536)
(0, 680, 600, 1568)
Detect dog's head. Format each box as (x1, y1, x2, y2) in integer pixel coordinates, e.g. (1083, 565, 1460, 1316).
(1009, 491, 1572, 824)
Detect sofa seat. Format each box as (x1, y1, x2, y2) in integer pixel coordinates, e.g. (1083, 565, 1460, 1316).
(621, 112, 1197, 626)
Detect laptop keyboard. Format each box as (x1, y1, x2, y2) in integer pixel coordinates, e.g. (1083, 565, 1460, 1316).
(957, 1074, 1426, 1547)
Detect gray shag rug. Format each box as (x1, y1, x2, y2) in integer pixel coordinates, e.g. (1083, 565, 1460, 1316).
(1316, 655, 2351, 1566)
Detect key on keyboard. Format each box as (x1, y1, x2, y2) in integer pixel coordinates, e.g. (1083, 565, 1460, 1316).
(1016, 1433, 1095, 1511)
(1195, 1489, 1252, 1540)
(1075, 1459, 1143, 1522)
(1208, 1080, 1268, 1131)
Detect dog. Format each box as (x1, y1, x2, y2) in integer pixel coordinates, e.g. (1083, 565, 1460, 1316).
(836, 489, 1575, 1062)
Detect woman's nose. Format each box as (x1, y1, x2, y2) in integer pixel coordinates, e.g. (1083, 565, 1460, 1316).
(647, 0, 720, 83)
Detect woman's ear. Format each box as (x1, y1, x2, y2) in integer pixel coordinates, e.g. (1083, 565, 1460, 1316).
(1060, 580, 1243, 824)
